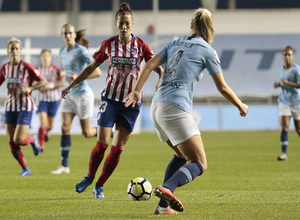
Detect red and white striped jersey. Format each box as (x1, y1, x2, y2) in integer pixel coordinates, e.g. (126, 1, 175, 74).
(93, 35, 154, 101)
(36, 64, 62, 102)
(0, 60, 43, 112)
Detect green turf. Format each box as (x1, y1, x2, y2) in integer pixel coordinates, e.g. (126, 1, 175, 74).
(0, 131, 299, 219)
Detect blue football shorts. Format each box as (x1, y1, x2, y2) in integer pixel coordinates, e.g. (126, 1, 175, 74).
(37, 100, 60, 117)
(5, 110, 33, 126)
(97, 96, 142, 132)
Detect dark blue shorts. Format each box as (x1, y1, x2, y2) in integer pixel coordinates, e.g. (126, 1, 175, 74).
(97, 96, 142, 132)
(5, 111, 33, 125)
(37, 100, 60, 117)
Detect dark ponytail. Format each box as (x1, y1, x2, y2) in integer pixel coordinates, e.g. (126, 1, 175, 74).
(75, 29, 89, 49)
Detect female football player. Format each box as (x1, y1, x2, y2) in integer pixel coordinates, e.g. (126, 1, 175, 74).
(50, 24, 101, 174)
(273, 46, 300, 161)
(0, 37, 47, 176)
(61, 2, 163, 198)
(36, 49, 65, 151)
(124, 8, 248, 215)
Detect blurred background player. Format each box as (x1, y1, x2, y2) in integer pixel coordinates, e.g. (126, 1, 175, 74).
(61, 2, 163, 199)
(124, 8, 248, 215)
(273, 46, 300, 161)
(0, 37, 47, 176)
(50, 24, 101, 174)
(36, 49, 65, 152)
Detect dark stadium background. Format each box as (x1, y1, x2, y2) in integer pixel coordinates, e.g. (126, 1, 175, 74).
(2, 0, 300, 12)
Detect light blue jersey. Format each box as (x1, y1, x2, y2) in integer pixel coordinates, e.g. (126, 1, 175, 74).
(278, 63, 300, 105)
(59, 42, 93, 96)
(153, 35, 222, 113)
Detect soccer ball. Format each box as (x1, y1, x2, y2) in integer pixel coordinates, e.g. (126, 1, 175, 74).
(127, 177, 153, 201)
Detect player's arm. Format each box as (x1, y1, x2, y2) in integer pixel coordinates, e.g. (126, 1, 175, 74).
(124, 55, 164, 107)
(54, 76, 66, 88)
(61, 60, 100, 98)
(211, 72, 248, 117)
(0, 73, 5, 87)
(153, 66, 164, 89)
(86, 65, 101, 79)
(81, 48, 101, 80)
(280, 79, 300, 88)
(44, 70, 66, 90)
(22, 77, 47, 95)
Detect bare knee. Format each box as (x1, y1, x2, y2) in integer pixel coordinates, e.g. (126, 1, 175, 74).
(61, 123, 71, 135)
(82, 128, 95, 138)
(82, 130, 90, 138)
(13, 137, 23, 145)
(282, 127, 289, 132)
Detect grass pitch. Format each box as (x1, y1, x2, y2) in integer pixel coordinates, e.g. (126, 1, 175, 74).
(0, 131, 299, 219)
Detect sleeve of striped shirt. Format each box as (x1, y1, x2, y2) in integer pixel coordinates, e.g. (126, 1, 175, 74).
(26, 62, 43, 81)
(93, 40, 109, 64)
(0, 64, 6, 86)
(142, 40, 154, 63)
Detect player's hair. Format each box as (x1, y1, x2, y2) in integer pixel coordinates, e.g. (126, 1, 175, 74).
(191, 8, 214, 44)
(75, 29, 89, 49)
(40, 49, 51, 55)
(283, 45, 294, 54)
(7, 37, 22, 50)
(115, 2, 133, 21)
(61, 23, 75, 35)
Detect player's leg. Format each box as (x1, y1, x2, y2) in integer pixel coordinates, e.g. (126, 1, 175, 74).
(154, 135, 206, 212)
(88, 126, 113, 177)
(278, 115, 291, 161)
(93, 125, 130, 198)
(38, 112, 48, 151)
(50, 112, 74, 174)
(45, 100, 61, 142)
(75, 97, 116, 193)
(5, 123, 30, 175)
(278, 102, 291, 161)
(151, 102, 203, 212)
(76, 90, 96, 138)
(92, 99, 138, 198)
(292, 104, 300, 137)
(14, 111, 40, 156)
(75, 126, 112, 193)
(80, 117, 97, 138)
(156, 140, 187, 211)
(14, 123, 40, 155)
(294, 120, 300, 137)
(47, 116, 55, 132)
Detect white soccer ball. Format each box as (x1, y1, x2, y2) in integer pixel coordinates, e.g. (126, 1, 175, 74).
(127, 177, 153, 201)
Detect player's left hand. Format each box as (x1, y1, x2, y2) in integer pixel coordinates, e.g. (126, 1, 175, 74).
(123, 91, 141, 108)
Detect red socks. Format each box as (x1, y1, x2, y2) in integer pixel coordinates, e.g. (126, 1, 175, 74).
(38, 127, 48, 149)
(96, 145, 124, 186)
(87, 142, 109, 178)
(9, 142, 28, 169)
